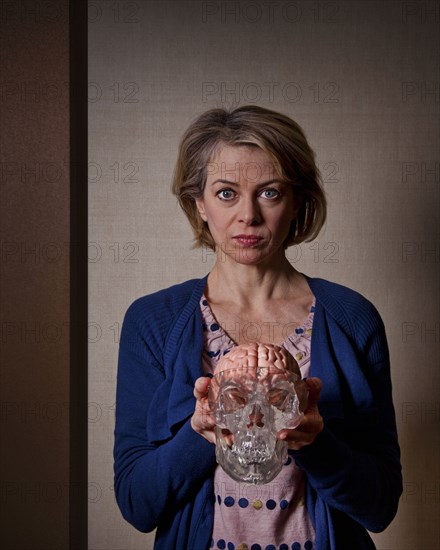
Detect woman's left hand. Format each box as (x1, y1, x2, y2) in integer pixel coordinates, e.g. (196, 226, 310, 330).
(191, 376, 217, 444)
(277, 377, 324, 450)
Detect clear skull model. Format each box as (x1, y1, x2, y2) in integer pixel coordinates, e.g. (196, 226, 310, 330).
(208, 342, 308, 484)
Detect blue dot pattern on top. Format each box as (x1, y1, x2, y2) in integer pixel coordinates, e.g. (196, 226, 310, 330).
(266, 499, 276, 510)
(200, 294, 316, 549)
(238, 498, 249, 508)
(224, 496, 235, 507)
(216, 496, 295, 510)
(211, 544, 316, 550)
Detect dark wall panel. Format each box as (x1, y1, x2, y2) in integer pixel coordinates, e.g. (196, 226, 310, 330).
(0, 1, 87, 548)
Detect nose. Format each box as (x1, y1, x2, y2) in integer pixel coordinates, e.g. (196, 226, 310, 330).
(239, 196, 262, 225)
(247, 404, 265, 429)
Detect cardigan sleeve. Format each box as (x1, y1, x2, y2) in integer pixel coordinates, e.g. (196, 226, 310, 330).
(113, 298, 216, 533)
(291, 303, 403, 533)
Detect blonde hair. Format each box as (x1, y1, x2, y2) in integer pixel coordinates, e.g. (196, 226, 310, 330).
(172, 105, 326, 250)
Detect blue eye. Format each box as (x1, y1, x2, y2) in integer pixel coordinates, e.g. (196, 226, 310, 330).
(260, 189, 280, 199)
(217, 189, 235, 200)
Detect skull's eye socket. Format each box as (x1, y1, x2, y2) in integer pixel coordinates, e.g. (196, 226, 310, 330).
(219, 385, 247, 413)
(266, 388, 290, 409)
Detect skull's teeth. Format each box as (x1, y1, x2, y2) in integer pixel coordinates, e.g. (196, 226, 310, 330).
(233, 444, 272, 464)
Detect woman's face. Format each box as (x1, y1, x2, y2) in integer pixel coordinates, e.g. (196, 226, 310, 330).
(195, 144, 297, 266)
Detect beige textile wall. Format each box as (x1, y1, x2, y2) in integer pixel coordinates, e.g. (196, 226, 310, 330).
(88, 1, 439, 549)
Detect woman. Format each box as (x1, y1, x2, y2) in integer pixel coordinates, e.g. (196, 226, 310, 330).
(114, 106, 402, 549)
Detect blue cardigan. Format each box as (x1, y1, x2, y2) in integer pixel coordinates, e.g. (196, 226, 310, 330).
(114, 275, 402, 549)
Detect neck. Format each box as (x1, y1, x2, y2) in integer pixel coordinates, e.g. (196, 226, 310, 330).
(206, 252, 304, 307)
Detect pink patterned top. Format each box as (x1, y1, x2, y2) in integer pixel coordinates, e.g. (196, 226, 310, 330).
(200, 295, 316, 550)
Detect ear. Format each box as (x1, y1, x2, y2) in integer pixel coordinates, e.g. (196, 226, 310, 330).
(195, 197, 208, 222)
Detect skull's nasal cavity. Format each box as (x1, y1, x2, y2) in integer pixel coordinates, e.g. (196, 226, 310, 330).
(247, 404, 265, 429)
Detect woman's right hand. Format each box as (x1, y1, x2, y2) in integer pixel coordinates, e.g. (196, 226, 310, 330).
(191, 376, 217, 444)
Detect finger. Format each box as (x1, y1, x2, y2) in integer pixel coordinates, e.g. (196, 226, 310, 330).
(305, 377, 322, 411)
(194, 376, 211, 399)
(191, 414, 217, 444)
(193, 408, 216, 429)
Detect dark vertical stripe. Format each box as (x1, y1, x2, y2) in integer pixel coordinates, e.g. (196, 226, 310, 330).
(69, 0, 88, 547)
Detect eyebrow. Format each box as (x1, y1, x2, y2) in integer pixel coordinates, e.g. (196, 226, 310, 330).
(210, 178, 285, 187)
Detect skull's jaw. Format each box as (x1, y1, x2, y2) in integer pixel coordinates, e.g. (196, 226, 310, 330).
(215, 426, 288, 484)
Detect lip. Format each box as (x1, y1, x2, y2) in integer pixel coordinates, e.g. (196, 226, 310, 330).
(233, 235, 263, 246)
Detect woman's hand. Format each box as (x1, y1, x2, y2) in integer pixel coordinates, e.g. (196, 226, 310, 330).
(277, 377, 324, 450)
(191, 376, 217, 444)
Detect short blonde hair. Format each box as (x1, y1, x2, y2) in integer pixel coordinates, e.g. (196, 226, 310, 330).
(172, 105, 326, 250)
